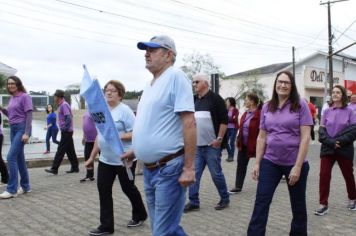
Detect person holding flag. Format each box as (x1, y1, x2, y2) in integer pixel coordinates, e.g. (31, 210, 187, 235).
(121, 35, 197, 236)
(84, 80, 147, 236)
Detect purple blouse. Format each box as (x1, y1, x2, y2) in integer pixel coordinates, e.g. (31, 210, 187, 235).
(260, 99, 313, 166)
(242, 110, 256, 145)
(57, 99, 73, 132)
(83, 111, 97, 142)
(7, 92, 33, 125)
(322, 106, 356, 137)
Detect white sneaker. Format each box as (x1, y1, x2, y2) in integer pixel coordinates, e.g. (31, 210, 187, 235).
(0, 182, 7, 187)
(0, 191, 17, 199)
(17, 187, 31, 195)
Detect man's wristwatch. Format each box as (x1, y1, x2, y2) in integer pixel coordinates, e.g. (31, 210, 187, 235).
(216, 137, 223, 142)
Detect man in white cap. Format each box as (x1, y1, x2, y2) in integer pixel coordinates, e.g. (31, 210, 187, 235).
(121, 35, 196, 236)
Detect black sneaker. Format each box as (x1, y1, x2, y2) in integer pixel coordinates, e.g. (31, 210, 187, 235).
(127, 219, 145, 227)
(88, 228, 113, 235)
(314, 205, 329, 216)
(215, 200, 229, 210)
(44, 169, 58, 175)
(66, 168, 79, 174)
(225, 158, 233, 162)
(80, 177, 95, 182)
(347, 200, 356, 211)
(228, 188, 242, 194)
(183, 203, 200, 213)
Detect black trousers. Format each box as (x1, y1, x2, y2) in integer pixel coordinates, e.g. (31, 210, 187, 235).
(235, 145, 250, 190)
(97, 160, 147, 231)
(0, 134, 9, 184)
(310, 119, 315, 141)
(84, 142, 95, 178)
(52, 131, 78, 170)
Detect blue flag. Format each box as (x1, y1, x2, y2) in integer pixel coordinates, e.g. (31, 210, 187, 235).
(80, 64, 124, 157)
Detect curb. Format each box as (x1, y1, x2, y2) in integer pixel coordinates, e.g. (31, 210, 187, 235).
(25, 155, 85, 168)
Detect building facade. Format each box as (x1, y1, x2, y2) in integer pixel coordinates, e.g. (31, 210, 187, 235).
(220, 51, 356, 118)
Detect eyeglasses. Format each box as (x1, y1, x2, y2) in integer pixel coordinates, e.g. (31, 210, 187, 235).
(192, 80, 200, 84)
(276, 80, 292, 86)
(104, 89, 118, 93)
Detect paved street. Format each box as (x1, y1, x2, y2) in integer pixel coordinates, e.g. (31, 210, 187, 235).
(0, 143, 355, 236)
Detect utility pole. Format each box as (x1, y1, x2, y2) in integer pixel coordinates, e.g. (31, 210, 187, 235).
(320, 0, 348, 96)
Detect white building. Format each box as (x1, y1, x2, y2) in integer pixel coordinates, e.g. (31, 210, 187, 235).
(220, 51, 356, 117)
(0, 61, 17, 77)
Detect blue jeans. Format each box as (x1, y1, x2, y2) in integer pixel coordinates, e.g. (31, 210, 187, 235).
(226, 128, 237, 159)
(188, 146, 229, 206)
(144, 156, 187, 236)
(6, 123, 30, 194)
(248, 159, 309, 236)
(45, 126, 59, 151)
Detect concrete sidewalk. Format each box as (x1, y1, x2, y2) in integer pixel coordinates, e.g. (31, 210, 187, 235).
(0, 144, 355, 236)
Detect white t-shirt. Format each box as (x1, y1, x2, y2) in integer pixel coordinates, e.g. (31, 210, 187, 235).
(98, 103, 135, 166)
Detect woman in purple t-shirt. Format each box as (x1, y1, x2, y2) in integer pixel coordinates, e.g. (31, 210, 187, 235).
(315, 85, 356, 215)
(248, 71, 312, 236)
(0, 76, 33, 199)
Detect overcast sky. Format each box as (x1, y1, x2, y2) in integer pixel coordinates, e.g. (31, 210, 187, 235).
(0, 0, 355, 94)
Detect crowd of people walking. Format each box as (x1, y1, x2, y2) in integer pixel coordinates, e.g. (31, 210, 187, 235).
(0, 35, 356, 236)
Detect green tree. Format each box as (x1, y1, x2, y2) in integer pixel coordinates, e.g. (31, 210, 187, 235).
(0, 73, 7, 93)
(124, 90, 142, 99)
(230, 69, 268, 106)
(181, 51, 224, 80)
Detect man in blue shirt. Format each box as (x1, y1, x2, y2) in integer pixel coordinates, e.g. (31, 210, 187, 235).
(122, 35, 196, 236)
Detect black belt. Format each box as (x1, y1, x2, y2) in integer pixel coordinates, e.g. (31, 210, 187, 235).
(144, 149, 184, 170)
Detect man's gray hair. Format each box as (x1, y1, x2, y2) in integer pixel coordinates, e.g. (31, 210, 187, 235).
(193, 73, 210, 86)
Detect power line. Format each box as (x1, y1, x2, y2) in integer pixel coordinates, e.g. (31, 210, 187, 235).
(3, 0, 325, 50)
(333, 18, 356, 43)
(166, 0, 322, 41)
(48, 0, 292, 48)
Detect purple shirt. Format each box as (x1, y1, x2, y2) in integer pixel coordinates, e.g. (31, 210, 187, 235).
(227, 109, 235, 128)
(7, 92, 33, 125)
(260, 99, 313, 166)
(348, 103, 356, 112)
(242, 110, 255, 145)
(83, 111, 97, 142)
(57, 99, 73, 132)
(322, 106, 356, 137)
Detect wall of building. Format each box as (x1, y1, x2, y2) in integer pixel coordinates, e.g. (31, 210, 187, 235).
(220, 53, 356, 117)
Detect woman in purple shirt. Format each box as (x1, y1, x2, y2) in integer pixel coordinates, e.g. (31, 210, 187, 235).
(43, 104, 59, 154)
(315, 85, 356, 215)
(0, 76, 33, 199)
(80, 111, 97, 182)
(248, 71, 313, 236)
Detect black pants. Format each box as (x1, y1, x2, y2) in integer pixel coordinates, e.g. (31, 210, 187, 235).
(235, 146, 250, 190)
(52, 131, 78, 170)
(0, 134, 9, 184)
(97, 160, 147, 231)
(84, 142, 95, 178)
(310, 119, 315, 141)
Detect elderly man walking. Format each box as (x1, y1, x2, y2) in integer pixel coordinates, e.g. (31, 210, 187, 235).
(122, 35, 196, 236)
(184, 74, 230, 212)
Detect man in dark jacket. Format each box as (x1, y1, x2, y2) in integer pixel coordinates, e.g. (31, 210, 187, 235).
(184, 73, 230, 212)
